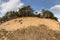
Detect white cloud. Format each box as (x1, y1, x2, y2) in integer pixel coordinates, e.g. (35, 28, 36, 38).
(0, 0, 24, 14)
(37, 10, 42, 13)
(50, 5, 60, 21)
(50, 5, 60, 11)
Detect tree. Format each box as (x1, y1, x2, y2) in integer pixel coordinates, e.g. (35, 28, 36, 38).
(18, 6, 34, 17)
(52, 17, 58, 21)
(0, 17, 2, 24)
(41, 9, 58, 21)
(5, 11, 18, 20)
(41, 9, 54, 18)
(9, 11, 17, 19)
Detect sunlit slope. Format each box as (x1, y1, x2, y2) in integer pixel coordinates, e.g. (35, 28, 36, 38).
(0, 17, 60, 31)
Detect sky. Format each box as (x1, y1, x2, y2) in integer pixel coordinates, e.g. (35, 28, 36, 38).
(0, 0, 60, 21)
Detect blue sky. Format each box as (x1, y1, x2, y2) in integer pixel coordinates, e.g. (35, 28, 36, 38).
(0, 0, 60, 21)
(21, 0, 60, 11)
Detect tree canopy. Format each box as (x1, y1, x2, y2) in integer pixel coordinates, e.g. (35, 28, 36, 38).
(0, 6, 58, 24)
(18, 6, 34, 17)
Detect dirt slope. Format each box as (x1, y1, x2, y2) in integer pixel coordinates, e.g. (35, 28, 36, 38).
(0, 17, 60, 40)
(0, 17, 60, 31)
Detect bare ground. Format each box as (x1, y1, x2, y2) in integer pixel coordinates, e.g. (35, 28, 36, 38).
(0, 17, 60, 40)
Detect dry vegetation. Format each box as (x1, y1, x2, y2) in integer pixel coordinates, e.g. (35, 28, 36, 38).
(0, 17, 59, 31)
(0, 24, 60, 40)
(0, 17, 60, 40)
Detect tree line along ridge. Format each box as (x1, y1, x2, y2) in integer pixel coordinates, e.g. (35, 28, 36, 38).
(0, 6, 58, 24)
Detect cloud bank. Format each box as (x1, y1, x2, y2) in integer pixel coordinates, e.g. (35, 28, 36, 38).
(50, 5, 60, 21)
(0, 0, 24, 14)
(50, 5, 60, 11)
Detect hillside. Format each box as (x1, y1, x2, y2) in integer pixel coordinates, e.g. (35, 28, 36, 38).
(0, 17, 60, 31)
(0, 17, 60, 40)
